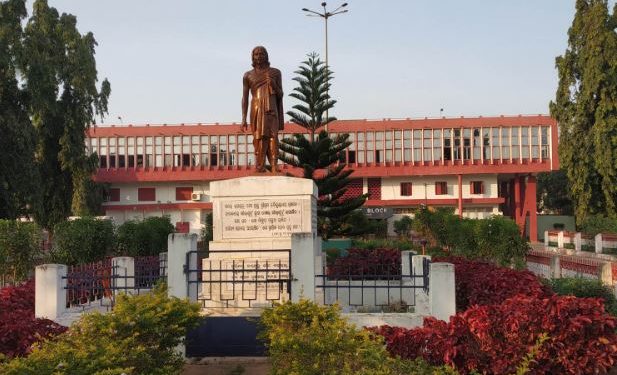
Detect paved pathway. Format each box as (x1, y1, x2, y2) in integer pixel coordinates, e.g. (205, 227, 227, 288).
(183, 357, 270, 375)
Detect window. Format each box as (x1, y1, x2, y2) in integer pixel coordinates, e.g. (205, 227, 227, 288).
(403, 130, 411, 162)
(541, 127, 549, 159)
(491, 128, 500, 160)
(443, 129, 452, 161)
(453, 129, 461, 160)
(357, 132, 365, 163)
(106, 188, 120, 202)
(463, 129, 471, 160)
(138, 188, 156, 201)
(423, 129, 431, 162)
(482, 128, 490, 160)
(511, 127, 520, 159)
(470, 181, 484, 195)
(367, 178, 381, 200)
(413, 130, 421, 162)
(473, 129, 481, 160)
(501, 128, 510, 159)
(435, 181, 448, 195)
(385, 131, 393, 162)
(521, 127, 529, 158)
(175, 187, 193, 201)
(400, 182, 413, 196)
(433, 129, 442, 162)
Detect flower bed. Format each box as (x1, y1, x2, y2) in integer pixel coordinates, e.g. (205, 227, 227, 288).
(326, 248, 401, 280)
(0, 281, 67, 358)
(433, 256, 552, 310)
(373, 295, 617, 374)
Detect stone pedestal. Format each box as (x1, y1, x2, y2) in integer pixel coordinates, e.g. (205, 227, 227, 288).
(204, 176, 318, 315)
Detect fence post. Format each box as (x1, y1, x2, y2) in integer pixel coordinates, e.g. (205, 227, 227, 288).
(167, 233, 198, 300)
(291, 232, 318, 302)
(599, 263, 613, 286)
(557, 231, 565, 249)
(550, 255, 561, 279)
(429, 262, 456, 321)
(411, 254, 431, 315)
(574, 233, 582, 252)
(544, 230, 549, 247)
(159, 252, 168, 276)
(112, 257, 135, 295)
(35, 264, 67, 321)
(596, 233, 603, 254)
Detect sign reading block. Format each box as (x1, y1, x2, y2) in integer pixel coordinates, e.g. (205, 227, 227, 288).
(221, 199, 304, 239)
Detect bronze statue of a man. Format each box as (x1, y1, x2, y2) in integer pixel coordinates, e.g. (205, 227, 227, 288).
(241, 46, 284, 173)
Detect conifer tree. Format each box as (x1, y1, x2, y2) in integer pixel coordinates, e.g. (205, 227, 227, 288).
(280, 53, 367, 238)
(550, 0, 617, 223)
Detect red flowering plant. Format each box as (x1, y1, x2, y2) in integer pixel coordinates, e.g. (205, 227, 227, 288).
(433, 256, 552, 311)
(326, 248, 401, 280)
(372, 294, 617, 374)
(0, 281, 67, 359)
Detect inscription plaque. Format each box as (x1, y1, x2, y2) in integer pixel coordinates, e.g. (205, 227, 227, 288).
(221, 199, 303, 239)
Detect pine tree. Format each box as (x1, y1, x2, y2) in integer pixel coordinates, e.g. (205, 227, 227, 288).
(280, 53, 367, 239)
(550, 0, 617, 223)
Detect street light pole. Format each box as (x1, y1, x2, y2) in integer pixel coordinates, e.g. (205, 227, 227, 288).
(302, 2, 348, 132)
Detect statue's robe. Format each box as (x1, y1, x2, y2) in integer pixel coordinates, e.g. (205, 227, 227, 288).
(244, 67, 284, 140)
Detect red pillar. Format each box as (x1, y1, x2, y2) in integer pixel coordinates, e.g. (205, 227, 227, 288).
(526, 176, 538, 242)
(513, 175, 521, 226)
(457, 174, 463, 217)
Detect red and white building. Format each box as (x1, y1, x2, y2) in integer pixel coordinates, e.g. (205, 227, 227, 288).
(88, 114, 558, 242)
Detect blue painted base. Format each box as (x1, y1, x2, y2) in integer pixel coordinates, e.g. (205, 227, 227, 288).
(186, 316, 266, 357)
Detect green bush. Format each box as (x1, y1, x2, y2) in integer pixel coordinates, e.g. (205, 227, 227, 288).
(116, 216, 174, 257)
(579, 215, 617, 236)
(199, 212, 213, 254)
(393, 216, 413, 238)
(0, 283, 201, 374)
(260, 299, 456, 375)
(351, 238, 417, 251)
(546, 277, 617, 315)
(0, 220, 42, 285)
(412, 207, 529, 267)
(50, 217, 114, 265)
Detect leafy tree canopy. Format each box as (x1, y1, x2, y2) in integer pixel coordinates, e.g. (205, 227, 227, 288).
(550, 0, 617, 224)
(536, 170, 574, 215)
(0, 0, 110, 228)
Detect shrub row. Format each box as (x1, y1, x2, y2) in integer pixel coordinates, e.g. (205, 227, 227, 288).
(326, 248, 401, 279)
(0, 281, 67, 359)
(413, 207, 529, 267)
(546, 277, 617, 316)
(433, 256, 551, 311)
(0, 220, 42, 285)
(50, 216, 174, 265)
(0, 284, 201, 374)
(260, 299, 457, 375)
(373, 294, 617, 374)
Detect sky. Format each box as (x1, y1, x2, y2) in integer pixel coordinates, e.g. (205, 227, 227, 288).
(34, 1, 589, 125)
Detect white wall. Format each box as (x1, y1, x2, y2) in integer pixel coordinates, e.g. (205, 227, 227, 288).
(104, 181, 211, 205)
(103, 181, 211, 234)
(381, 175, 498, 201)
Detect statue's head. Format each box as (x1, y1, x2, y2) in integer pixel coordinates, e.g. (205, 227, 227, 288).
(251, 46, 270, 68)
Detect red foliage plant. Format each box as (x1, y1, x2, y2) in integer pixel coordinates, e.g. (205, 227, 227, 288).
(0, 280, 67, 358)
(327, 248, 401, 280)
(373, 295, 617, 374)
(433, 256, 552, 311)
